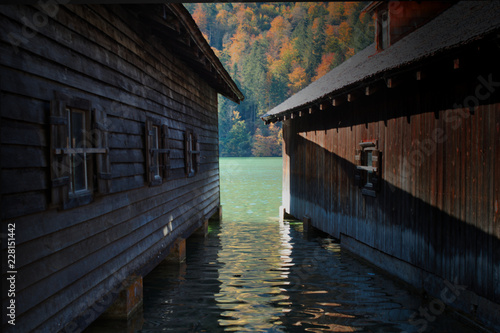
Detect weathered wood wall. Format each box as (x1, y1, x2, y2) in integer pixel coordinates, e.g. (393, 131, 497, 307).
(1, 4, 221, 332)
(283, 42, 500, 322)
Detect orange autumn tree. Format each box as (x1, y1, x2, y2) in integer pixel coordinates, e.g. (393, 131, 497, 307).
(252, 123, 282, 157)
(288, 65, 307, 94)
(313, 52, 336, 81)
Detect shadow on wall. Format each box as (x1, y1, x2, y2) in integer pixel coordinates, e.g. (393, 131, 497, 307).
(283, 49, 500, 310)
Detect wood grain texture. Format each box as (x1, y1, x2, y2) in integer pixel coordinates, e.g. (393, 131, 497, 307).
(0, 4, 226, 332)
(284, 45, 500, 313)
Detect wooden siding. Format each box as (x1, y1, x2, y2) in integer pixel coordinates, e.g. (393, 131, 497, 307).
(1, 5, 221, 333)
(282, 44, 500, 313)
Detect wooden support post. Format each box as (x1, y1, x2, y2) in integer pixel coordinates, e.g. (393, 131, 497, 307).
(164, 238, 186, 263)
(303, 215, 312, 233)
(103, 275, 143, 320)
(279, 205, 295, 222)
(193, 219, 209, 237)
(209, 205, 222, 222)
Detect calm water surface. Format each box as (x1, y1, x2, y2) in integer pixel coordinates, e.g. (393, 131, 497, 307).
(93, 157, 481, 332)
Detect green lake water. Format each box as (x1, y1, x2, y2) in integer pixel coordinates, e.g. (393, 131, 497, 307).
(219, 157, 283, 223)
(87, 157, 481, 333)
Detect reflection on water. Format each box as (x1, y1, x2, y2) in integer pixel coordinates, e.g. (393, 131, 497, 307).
(216, 220, 293, 331)
(140, 220, 478, 332)
(93, 158, 480, 332)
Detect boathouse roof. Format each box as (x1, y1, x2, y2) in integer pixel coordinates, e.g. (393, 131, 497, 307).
(261, 1, 500, 123)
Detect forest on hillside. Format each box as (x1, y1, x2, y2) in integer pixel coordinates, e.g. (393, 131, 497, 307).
(185, 2, 374, 157)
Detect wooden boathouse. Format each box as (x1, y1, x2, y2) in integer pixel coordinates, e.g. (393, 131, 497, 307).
(0, 3, 243, 332)
(262, 1, 500, 330)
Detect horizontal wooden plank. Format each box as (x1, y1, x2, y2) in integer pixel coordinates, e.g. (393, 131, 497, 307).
(15, 188, 219, 333)
(0, 58, 218, 134)
(110, 174, 145, 193)
(66, 5, 211, 104)
(0, 7, 202, 110)
(107, 116, 143, 135)
(1, 145, 47, 168)
(9, 185, 221, 324)
(54, 148, 107, 155)
(108, 133, 143, 149)
(0, 5, 224, 332)
(78, 4, 221, 109)
(1, 168, 47, 194)
(13, 181, 220, 310)
(0, 93, 48, 124)
(0, 11, 219, 129)
(111, 163, 145, 179)
(109, 149, 144, 163)
(11, 167, 219, 245)
(1, 191, 47, 220)
(1, 119, 47, 147)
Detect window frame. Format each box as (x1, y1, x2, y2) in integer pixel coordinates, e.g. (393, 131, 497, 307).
(50, 93, 110, 210)
(355, 140, 381, 197)
(66, 107, 92, 197)
(184, 129, 200, 178)
(145, 118, 170, 186)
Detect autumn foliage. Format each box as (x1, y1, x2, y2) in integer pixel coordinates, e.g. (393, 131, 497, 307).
(186, 2, 373, 157)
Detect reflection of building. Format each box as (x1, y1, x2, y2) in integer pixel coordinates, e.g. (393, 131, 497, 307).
(262, 1, 500, 330)
(0, 4, 242, 332)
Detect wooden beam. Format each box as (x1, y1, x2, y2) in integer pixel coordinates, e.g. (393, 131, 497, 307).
(416, 70, 425, 81)
(348, 91, 361, 102)
(332, 97, 344, 107)
(365, 85, 379, 96)
(386, 77, 400, 89)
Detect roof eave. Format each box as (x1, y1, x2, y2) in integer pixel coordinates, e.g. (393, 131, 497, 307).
(165, 4, 244, 104)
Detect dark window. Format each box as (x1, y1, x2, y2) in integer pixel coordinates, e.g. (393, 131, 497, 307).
(355, 140, 381, 197)
(50, 93, 110, 209)
(146, 119, 170, 186)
